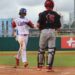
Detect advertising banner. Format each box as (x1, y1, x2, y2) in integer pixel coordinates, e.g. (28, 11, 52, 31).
(61, 37, 75, 48)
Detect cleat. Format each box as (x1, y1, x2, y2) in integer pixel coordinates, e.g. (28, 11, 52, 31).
(24, 62, 29, 68)
(37, 66, 43, 71)
(16, 58, 19, 66)
(14, 58, 19, 68)
(46, 68, 54, 72)
(46, 66, 54, 72)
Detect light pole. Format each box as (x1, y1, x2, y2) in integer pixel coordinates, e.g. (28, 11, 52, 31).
(70, 0, 75, 30)
(74, 0, 75, 20)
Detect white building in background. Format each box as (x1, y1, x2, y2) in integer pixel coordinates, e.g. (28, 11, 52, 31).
(0, 18, 13, 37)
(74, 0, 75, 21)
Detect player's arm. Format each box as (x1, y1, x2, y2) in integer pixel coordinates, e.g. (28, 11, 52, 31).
(27, 21, 39, 29)
(12, 21, 17, 37)
(27, 21, 34, 28)
(36, 22, 40, 29)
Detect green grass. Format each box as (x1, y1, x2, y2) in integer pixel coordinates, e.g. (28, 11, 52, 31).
(0, 56, 15, 66)
(0, 51, 75, 67)
(54, 54, 75, 67)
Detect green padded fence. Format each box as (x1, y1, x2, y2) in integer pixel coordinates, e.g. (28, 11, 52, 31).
(2, 37, 75, 51)
(0, 37, 19, 51)
(0, 37, 61, 51)
(27, 37, 39, 51)
(56, 37, 61, 50)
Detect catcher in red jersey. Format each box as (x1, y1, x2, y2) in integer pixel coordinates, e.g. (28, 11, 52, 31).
(37, 0, 61, 71)
(12, 8, 35, 68)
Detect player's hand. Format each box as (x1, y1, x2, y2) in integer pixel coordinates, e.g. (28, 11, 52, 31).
(12, 32, 16, 37)
(34, 25, 39, 29)
(56, 28, 61, 32)
(34, 23, 40, 29)
(37, 23, 40, 28)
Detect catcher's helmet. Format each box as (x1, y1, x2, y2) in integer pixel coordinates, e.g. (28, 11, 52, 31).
(44, 0, 54, 9)
(19, 8, 27, 15)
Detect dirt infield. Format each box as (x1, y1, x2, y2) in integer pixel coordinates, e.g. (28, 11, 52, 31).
(0, 66, 75, 75)
(0, 51, 75, 75)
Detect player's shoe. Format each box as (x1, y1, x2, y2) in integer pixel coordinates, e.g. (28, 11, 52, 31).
(14, 58, 19, 68)
(37, 66, 43, 71)
(46, 66, 54, 72)
(24, 62, 29, 68)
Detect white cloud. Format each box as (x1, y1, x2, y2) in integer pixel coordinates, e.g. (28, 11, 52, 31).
(0, 0, 18, 18)
(16, 0, 45, 6)
(0, 0, 74, 24)
(58, 11, 70, 24)
(54, 0, 74, 12)
(26, 5, 45, 24)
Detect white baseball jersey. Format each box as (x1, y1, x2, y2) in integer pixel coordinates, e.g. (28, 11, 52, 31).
(14, 17, 30, 35)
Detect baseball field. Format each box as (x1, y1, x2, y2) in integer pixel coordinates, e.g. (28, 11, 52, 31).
(0, 51, 75, 75)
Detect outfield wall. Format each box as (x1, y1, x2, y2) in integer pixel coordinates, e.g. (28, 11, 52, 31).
(0, 37, 75, 51)
(0, 18, 75, 51)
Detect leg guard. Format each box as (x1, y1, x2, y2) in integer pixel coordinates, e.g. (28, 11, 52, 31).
(47, 48, 55, 68)
(37, 48, 45, 68)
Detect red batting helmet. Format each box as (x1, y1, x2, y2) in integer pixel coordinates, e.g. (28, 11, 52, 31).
(44, 0, 54, 9)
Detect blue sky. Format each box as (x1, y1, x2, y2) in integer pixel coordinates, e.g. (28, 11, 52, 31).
(0, 0, 74, 24)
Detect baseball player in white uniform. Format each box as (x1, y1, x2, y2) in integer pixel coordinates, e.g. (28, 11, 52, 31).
(12, 8, 35, 68)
